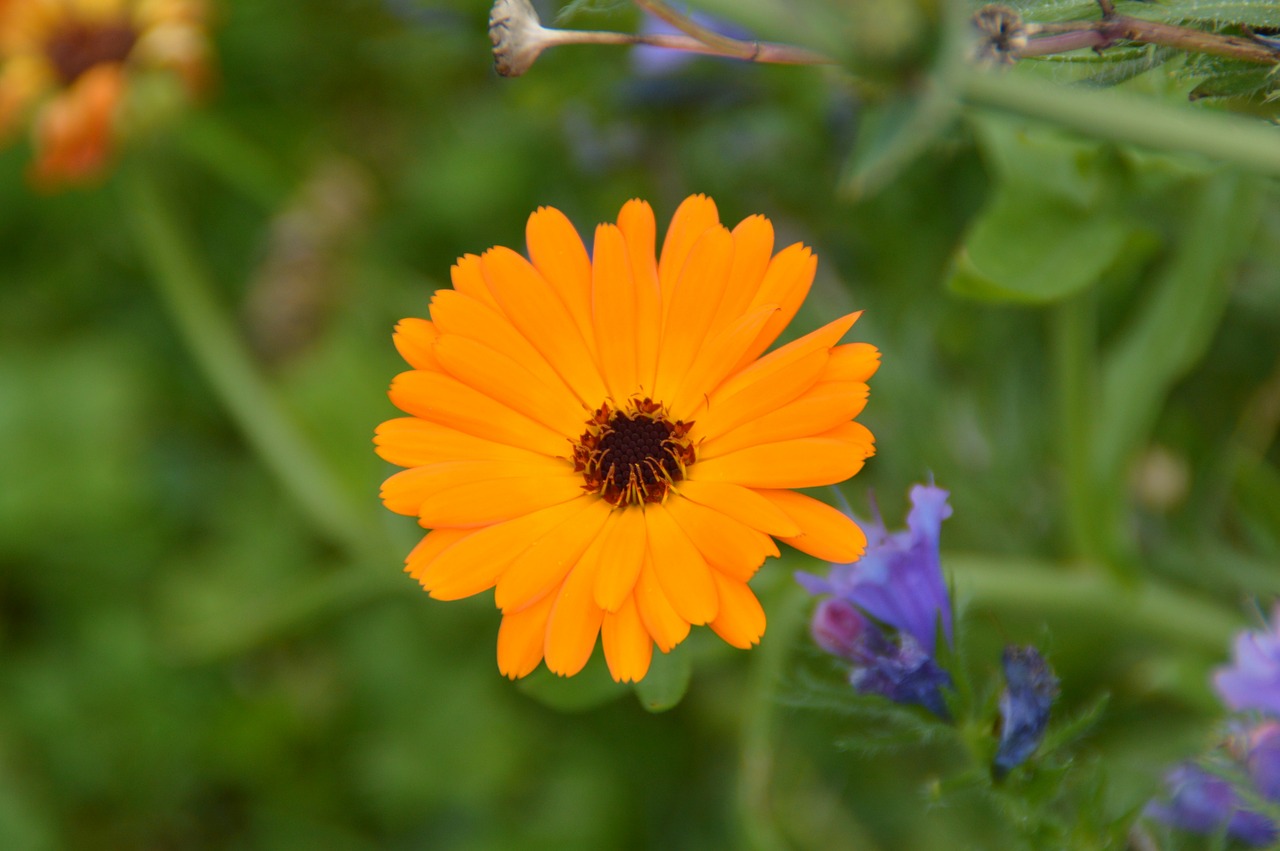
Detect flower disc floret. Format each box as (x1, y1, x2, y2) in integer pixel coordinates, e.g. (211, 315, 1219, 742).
(573, 398, 695, 507)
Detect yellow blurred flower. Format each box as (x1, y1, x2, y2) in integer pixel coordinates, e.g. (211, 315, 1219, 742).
(375, 196, 879, 683)
(0, 0, 210, 188)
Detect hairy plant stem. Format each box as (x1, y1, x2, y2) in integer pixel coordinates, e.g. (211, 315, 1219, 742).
(1021, 15, 1280, 64)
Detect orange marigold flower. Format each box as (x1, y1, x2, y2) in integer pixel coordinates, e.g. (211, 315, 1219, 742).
(0, 0, 211, 188)
(375, 195, 880, 683)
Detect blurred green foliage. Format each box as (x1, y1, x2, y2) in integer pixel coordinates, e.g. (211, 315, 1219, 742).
(2, 0, 1280, 848)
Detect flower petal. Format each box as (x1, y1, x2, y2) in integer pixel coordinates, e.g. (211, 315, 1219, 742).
(692, 424, 873, 490)
(732, 243, 818, 370)
(497, 590, 556, 679)
(666, 495, 774, 582)
(418, 497, 592, 600)
(416, 471, 584, 529)
(699, 380, 869, 460)
(825, 342, 881, 383)
(673, 478, 801, 538)
(495, 497, 613, 613)
(374, 418, 551, 468)
(653, 225, 733, 403)
(480, 246, 608, 406)
(388, 370, 568, 457)
(713, 310, 861, 405)
(433, 334, 584, 437)
(393, 318, 440, 370)
(544, 545, 606, 677)
(634, 556, 691, 652)
(667, 304, 778, 422)
(593, 506, 647, 612)
(692, 312, 862, 439)
(708, 572, 766, 649)
(657, 194, 720, 308)
(405, 527, 473, 585)
(450, 253, 501, 312)
(379, 458, 571, 516)
(429, 289, 579, 400)
(526, 205, 595, 352)
(645, 504, 719, 625)
(591, 224, 640, 401)
(709, 214, 775, 335)
(617, 199, 662, 394)
(602, 595, 653, 683)
(758, 489, 868, 562)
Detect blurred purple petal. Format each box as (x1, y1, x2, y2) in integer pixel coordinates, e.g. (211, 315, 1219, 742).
(1145, 763, 1278, 847)
(631, 11, 753, 77)
(1214, 606, 1280, 716)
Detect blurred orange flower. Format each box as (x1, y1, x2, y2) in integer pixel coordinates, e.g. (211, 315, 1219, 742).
(375, 195, 879, 683)
(0, 0, 210, 188)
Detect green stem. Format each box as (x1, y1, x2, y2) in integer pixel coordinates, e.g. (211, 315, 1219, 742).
(946, 552, 1242, 652)
(737, 581, 807, 851)
(122, 168, 379, 559)
(960, 69, 1280, 176)
(1052, 293, 1102, 564)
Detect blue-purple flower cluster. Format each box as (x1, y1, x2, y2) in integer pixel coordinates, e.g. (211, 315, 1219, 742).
(798, 483, 1058, 775)
(1146, 607, 1280, 846)
(797, 484, 956, 719)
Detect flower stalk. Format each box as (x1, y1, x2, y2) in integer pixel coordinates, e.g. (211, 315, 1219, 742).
(488, 0, 828, 77)
(974, 3, 1280, 66)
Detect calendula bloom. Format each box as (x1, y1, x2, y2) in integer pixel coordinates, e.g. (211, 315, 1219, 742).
(0, 0, 210, 187)
(375, 195, 878, 683)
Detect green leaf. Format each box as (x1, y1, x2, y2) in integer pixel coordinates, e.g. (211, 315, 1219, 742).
(633, 645, 692, 712)
(1159, 0, 1280, 27)
(948, 196, 1133, 302)
(945, 116, 1200, 303)
(1188, 64, 1280, 101)
(517, 654, 629, 712)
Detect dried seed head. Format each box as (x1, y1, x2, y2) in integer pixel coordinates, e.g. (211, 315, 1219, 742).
(971, 4, 1028, 66)
(488, 0, 555, 77)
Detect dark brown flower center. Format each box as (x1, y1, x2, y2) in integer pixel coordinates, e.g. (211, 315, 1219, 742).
(45, 19, 138, 85)
(572, 398, 695, 507)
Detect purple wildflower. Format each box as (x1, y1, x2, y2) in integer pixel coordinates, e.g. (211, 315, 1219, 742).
(993, 646, 1059, 777)
(797, 484, 954, 654)
(1214, 606, 1280, 716)
(850, 631, 954, 719)
(810, 597, 954, 718)
(1145, 763, 1278, 847)
(799, 484, 956, 718)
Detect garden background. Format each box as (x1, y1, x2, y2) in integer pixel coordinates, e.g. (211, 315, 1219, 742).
(2, 0, 1280, 847)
